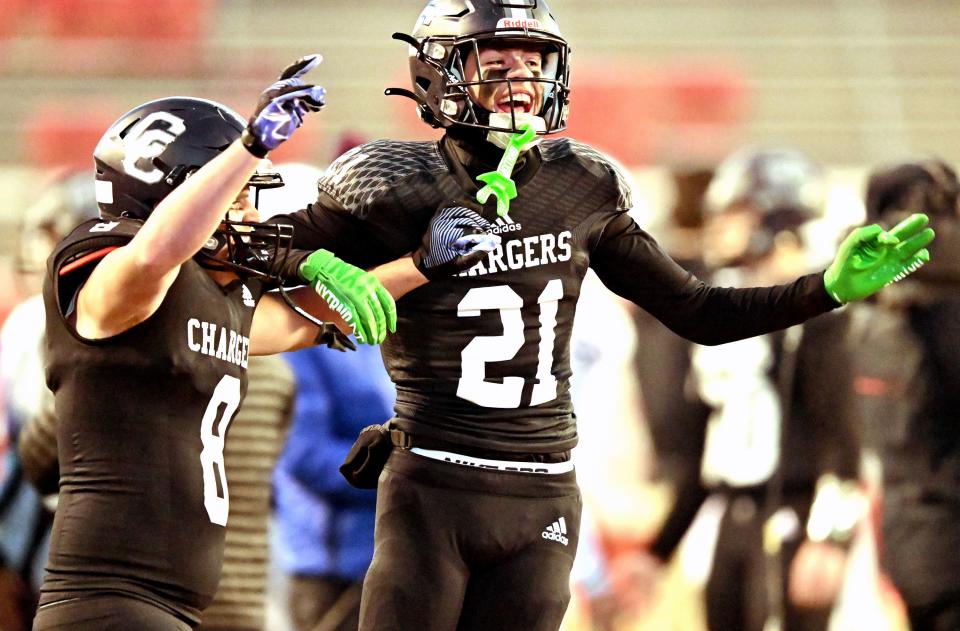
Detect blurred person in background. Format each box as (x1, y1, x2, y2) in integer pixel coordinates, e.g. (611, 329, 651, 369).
(6, 170, 98, 449)
(848, 159, 960, 631)
(0, 170, 98, 631)
(566, 267, 648, 631)
(272, 342, 394, 631)
(633, 166, 714, 577)
(643, 147, 864, 631)
(261, 1, 932, 628)
(623, 168, 715, 631)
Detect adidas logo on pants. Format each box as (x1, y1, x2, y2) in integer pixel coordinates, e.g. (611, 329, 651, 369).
(541, 516, 569, 546)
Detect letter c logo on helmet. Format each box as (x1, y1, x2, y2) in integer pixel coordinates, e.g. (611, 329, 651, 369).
(94, 96, 247, 222)
(92, 96, 295, 284)
(121, 112, 187, 184)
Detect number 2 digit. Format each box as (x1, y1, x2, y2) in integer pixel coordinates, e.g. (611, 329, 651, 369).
(456, 279, 563, 409)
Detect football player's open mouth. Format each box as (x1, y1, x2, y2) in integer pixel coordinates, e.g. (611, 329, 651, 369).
(495, 91, 534, 114)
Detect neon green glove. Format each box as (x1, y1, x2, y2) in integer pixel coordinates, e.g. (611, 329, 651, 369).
(299, 249, 397, 345)
(824, 213, 935, 304)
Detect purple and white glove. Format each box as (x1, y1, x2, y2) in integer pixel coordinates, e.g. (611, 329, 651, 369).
(412, 200, 501, 279)
(241, 54, 326, 158)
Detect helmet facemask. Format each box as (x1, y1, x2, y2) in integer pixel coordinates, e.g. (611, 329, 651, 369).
(389, 0, 571, 137)
(195, 171, 295, 286)
(431, 34, 569, 134)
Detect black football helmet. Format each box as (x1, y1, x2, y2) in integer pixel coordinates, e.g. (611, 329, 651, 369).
(388, 0, 571, 135)
(704, 146, 826, 266)
(93, 96, 292, 281)
(19, 169, 99, 275)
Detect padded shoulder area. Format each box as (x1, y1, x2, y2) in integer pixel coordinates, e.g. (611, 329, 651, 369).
(316, 140, 448, 213)
(540, 137, 635, 211)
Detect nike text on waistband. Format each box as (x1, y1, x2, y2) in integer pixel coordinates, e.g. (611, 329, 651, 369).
(409, 447, 574, 474)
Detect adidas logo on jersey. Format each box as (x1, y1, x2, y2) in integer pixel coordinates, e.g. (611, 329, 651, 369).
(241, 284, 255, 307)
(541, 516, 569, 546)
(88, 221, 119, 233)
(488, 215, 522, 235)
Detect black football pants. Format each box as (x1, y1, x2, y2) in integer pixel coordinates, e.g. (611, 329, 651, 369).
(359, 448, 581, 631)
(706, 491, 831, 631)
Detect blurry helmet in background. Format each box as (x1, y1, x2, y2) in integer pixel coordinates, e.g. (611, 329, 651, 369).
(93, 96, 292, 281)
(394, 0, 571, 134)
(704, 146, 826, 267)
(866, 158, 960, 284)
(18, 170, 99, 275)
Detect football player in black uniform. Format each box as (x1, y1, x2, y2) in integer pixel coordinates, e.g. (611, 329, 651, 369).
(647, 147, 863, 631)
(265, 3, 934, 629)
(32, 56, 410, 630)
(850, 159, 960, 631)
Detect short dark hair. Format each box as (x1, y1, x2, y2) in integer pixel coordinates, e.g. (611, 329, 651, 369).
(865, 159, 959, 223)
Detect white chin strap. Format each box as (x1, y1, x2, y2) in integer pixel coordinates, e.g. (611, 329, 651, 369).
(487, 113, 546, 152)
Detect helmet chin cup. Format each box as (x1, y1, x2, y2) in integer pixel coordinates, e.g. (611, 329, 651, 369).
(487, 113, 546, 151)
(202, 234, 225, 253)
(196, 220, 294, 284)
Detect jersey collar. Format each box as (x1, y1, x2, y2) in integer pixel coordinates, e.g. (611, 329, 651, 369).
(441, 131, 543, 198)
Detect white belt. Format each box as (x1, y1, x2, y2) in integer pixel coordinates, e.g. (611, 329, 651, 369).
(409, 447, 574, 474)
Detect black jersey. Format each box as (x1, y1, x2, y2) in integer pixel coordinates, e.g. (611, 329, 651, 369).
(850, 293, 960, 498)
(40, 218, 264, 625)
(277, 135, 838, 454)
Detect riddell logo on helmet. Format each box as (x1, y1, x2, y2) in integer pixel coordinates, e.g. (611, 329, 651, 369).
(497, 18, 541, 30)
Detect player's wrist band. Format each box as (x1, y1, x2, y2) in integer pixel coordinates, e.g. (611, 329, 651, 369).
(241, 129, 270, 159)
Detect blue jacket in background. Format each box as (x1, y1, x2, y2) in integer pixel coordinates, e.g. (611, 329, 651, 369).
(272, 343, 395, 580)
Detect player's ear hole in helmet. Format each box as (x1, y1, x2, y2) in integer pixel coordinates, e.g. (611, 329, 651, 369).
(93, 96, 293, 283)
(386, 0, 571, 135)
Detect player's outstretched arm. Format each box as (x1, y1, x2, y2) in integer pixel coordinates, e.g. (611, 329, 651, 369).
(251, 255, 414, 354)
(823, 212, 935, 304)
(76, 55, 325, 339)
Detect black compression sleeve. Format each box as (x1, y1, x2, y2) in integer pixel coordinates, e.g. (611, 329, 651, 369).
(274, 249, 311, 286)
(590, 212, 840, 345)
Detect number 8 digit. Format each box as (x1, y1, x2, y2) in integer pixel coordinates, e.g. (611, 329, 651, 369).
(200, 374, 241, 526)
